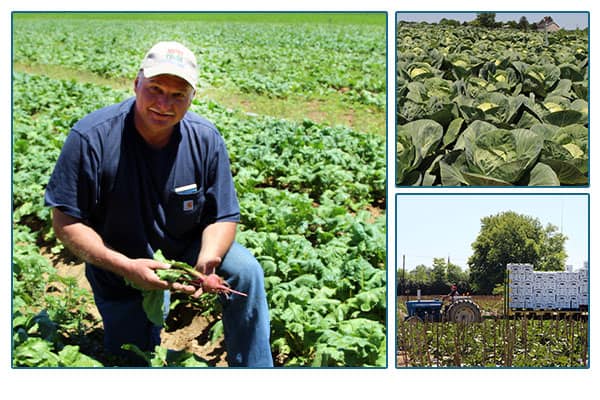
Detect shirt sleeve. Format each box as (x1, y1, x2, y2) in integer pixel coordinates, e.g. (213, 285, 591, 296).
(203, 136, 240, 224)
(44, 129, 100, 221)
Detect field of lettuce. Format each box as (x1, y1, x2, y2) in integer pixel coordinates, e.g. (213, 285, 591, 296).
(12, 13, 387, 367)
(396, 23, 589, 186)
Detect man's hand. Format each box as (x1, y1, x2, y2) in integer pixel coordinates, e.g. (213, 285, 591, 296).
(192, 221, 236, 297)
(123, 259, 170, 290)
(125, 259, 198, 294)
(192, 256, 222, 297)
(195, 255, 222, 276)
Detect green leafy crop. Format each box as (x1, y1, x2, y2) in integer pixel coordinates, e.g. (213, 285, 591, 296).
(397, 23, 589, 186)
(13, 71, 386, 367)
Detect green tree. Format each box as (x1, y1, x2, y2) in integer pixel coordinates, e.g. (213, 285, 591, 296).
(408, 264, 431, 287)
(468, 211, 567, 294)
(439, 18, 460, 27)
(431, 257, 446, 282)
(518, 16, 529, 31)
(475, 12, 496, 28)
(538, 224, 568, 270)
(446, 262, 468, 289)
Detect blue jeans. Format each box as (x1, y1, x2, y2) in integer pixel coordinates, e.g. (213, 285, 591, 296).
(217, 242, 273, 367)
(91, 242, 273, 367)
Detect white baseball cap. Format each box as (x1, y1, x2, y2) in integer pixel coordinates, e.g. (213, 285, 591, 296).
(140, 41, 198, 90)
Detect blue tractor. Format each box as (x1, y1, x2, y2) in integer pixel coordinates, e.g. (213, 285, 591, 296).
(405, 297, 482, 323)
(405, 299, 444, 322)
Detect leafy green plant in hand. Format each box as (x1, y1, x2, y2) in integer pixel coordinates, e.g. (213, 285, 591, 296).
(136, 251, 246, 326)
(154, 250, 247, 297)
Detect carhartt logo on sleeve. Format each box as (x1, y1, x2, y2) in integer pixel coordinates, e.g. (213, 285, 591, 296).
(183, 200, 194, 211)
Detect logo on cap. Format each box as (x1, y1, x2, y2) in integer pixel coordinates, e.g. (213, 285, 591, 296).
(141, 41, 198, 90)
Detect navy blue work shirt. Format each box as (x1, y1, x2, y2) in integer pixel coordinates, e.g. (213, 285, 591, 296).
(45, 97, 240, 299)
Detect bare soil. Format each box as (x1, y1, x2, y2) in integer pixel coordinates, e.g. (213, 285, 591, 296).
(396, 350, 410, 367)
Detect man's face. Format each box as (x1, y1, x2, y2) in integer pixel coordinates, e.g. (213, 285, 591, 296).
(133, 73, 194, 135)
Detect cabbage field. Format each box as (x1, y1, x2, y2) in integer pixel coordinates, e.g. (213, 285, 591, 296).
(396, 22, 589, 186)
(12, 13, 386, 367)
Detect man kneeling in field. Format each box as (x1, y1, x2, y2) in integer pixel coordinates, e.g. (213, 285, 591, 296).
(45, 41, 273, 367)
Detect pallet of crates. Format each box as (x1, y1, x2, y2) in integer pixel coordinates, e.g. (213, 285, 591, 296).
(505, 263, 534, 318)
(506, 263, 589, 319)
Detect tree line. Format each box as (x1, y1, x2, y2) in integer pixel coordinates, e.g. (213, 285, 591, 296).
(432, 13, 585, 32)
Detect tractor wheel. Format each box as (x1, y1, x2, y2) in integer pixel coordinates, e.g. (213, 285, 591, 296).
(405, 315, 423, 324)
(445, 299, 482, 323)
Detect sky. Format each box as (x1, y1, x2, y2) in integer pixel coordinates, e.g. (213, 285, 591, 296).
(396, 194, 589, 272)
(396, 12, 589, 30)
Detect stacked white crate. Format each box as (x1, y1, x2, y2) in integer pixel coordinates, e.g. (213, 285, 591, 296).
(507, 263, 532, 309)
(507, 263, 589, 310)
(578, 268, 589, 308)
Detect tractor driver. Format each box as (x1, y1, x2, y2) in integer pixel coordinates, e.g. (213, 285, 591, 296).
(444, 284, 460, 301)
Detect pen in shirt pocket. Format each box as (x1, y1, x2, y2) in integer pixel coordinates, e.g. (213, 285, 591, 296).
(174, 183, 198, 195)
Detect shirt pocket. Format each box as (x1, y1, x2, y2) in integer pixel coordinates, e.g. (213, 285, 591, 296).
(164, 189, 205, 237)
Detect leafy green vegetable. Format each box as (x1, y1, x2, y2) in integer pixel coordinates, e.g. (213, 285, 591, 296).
(122, 344, 209, 367)
(396, 22, 589, 186)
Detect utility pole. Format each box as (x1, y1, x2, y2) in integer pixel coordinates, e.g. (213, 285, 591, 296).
(402, 254, 408, 301)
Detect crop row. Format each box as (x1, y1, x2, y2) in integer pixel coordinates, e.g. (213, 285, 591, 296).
(13, 14, 386, 109)
(12, 72, 386, 367)
(396, 24, 589, 186)
(397, 315, 588, 367)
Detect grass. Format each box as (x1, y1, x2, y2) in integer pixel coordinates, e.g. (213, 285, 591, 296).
(200, 87, 384, 135)
(13, 12, 386, 25)
(13, 62, 131, 90)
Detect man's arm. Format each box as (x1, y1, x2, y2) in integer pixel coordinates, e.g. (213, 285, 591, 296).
(52, 208, 189, 292)
(194, 221, 237, 275)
